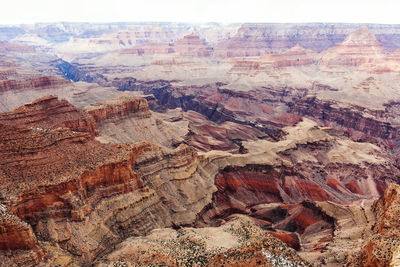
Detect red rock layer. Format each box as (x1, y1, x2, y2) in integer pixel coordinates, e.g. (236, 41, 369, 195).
(0, 76, 70, 93)
(0, 120, 150, 225)
(0, 204, 38, 250)
(267, 231, 301, 250)
(183, 110, 265, 152)
(84, 93, 151, 123)
(0, 95, 98, 137)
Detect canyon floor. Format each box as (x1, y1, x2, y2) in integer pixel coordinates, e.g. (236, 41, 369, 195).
(0, 22, 399, 266)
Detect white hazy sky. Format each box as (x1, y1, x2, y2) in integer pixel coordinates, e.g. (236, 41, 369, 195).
(2, 0, 400, 25)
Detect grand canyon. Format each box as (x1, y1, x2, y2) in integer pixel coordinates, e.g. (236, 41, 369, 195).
(0, 22, 399, 266)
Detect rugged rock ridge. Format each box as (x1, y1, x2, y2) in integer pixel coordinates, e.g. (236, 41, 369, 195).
(356, 183, 400, 267)
(290, 96, 399, 140)
(99, 215, 310, 266)
(0, 76, 70, 93)
(0, 95, 98, 137)
(183, 110, 266, 152)
(85, 94, 189, 148)
(84, 93, 151, 123)
(214, 23, 347, 57)
(135, 79, 400, 153)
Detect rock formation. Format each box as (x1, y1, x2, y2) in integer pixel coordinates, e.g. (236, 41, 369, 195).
(98, 215, 309, 266)
(270, 44, 318, 67)
(0, 76, 70, 93)
(0, 95, 98, 137)
(356, 183, 400, 267)
(173, 34, 213, 57)
(84, 93, 151, 123)
(322, 26, 386, 66)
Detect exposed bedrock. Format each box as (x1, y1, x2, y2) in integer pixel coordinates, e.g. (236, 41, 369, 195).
(289, 96, 399, 140)
(84, 93, 151, 123)
(356, 183, 400, 267)
(0, 205, 46, 266)
(0, 95, 98, 137)
(193, 119, 400, 253)
(111, 77, 400, 151)
(0, 76, 70, 93)
(0, 97, 218, 265)
(113, 80, 287, 139)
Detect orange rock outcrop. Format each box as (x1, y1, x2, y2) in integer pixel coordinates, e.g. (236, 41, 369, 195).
(84, 93, 151, 123)
(357, 183, 400, 267)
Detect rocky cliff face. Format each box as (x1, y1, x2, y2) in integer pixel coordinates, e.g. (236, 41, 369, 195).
(270, 44, 318, 67)
(356, 183, 400, 267)
(0, 204, 38, 251)
(0, 76, 70, 93)
(118, 42, 174, 55)
(0, 95, 98, 137)
(84, 93, 151, 123)
(290, 96, 399, 140)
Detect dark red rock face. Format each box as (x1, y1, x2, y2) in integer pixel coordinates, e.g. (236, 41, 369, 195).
(198, 164, 336, 226)
(0, 121, 149, 225)
(85, 95, 151, 123)
(0, 95, 98, 137)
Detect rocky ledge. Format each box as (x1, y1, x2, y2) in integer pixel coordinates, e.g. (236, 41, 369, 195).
(84, 93, 151, 123)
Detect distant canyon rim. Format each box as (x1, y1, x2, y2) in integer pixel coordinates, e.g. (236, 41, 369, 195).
(0, 22, 399, 266)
